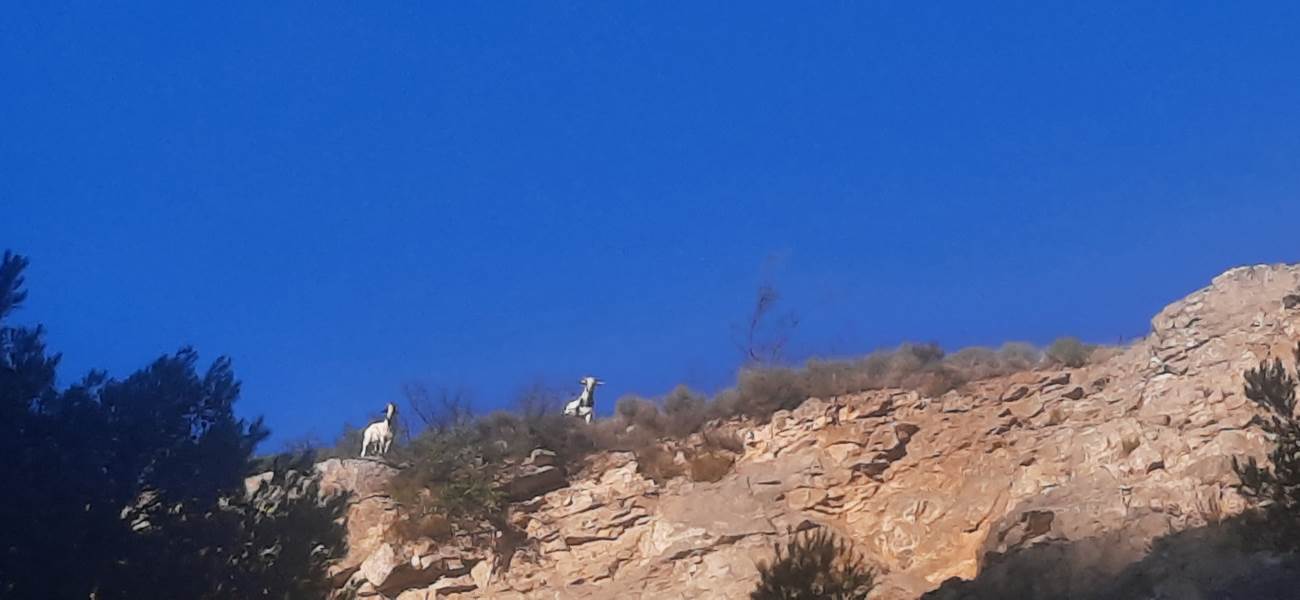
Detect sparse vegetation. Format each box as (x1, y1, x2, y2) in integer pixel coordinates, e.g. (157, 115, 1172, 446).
(702, 427, 746, 454)
(364, 278, 1110, 548)
(1046, 336, 1097, 368)
(635, 444, 685, 484)
(688, 452, 734, 483)
(379, 335, 1097, 530)
(388, 426, 505, 527)
(713, 341, 1057, 423)
(751, 528, 875, 600)
(663, 384, 710, 437)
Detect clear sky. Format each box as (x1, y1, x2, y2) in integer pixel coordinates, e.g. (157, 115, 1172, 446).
(4, 4, 1299, 449)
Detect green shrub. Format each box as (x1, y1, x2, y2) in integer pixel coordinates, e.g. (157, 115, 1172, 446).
(388, 427, 504, 528)
(751, 528, 875, 600)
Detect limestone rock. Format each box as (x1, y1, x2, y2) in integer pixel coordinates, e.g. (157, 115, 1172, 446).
(504, 464, 568, 502)
(313, 264, 1300, 599)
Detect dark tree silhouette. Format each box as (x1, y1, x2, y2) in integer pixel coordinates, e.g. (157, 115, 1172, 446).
(0, 251, 348, 599)
(1234, 342, 1300, 548)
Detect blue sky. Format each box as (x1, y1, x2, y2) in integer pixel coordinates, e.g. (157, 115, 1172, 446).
(4, 4, 1299, 448)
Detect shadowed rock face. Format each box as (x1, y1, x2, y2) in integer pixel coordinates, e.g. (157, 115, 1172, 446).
(287, 264, 1300, 599)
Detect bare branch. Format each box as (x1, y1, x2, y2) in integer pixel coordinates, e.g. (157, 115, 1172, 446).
(733, 279, 799, 366)
(403, 382, 474, 434)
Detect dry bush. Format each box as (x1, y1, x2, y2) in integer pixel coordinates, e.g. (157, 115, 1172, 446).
(728, 366, 811, 419)
(576, 387, 715, 452)
(635, 445, 684, 484)
(390, 513, 454, 542)
(941, 342, 1045, 383)
(996, 342, 1043, 371)
(584, 418, 627, 451)
(945, 347, 1004, 380)
(721, 342, 985, 421)
(907, 366, 968, 397)
(1045, 337, 1096, 368)
(662, 385, 711, 438)
(801, 358, 878, 398)
(1088, 345, 1126, 365)
(702, 427, 745, 454)
(904, 341, 945, 364)
(616, 395, 665, 432)
(588, 418, 660, 453)
(476, 409, 595, 469)
(688, 452, 735, 483)
(475, 411, 531, 456)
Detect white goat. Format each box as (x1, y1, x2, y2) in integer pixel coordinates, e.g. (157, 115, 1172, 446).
(563, 376, 603, 424)
(361, 403, 397, 457)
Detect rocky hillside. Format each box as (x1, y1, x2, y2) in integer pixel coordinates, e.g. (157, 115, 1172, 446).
(300, 264, 1300, 599)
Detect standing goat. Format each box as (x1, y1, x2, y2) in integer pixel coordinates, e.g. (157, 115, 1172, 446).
(361, 402, 397, 457)
(562, 376, 604, 423)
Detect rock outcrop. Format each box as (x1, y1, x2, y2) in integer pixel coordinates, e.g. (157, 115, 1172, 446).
(303, 264, 1300, 599)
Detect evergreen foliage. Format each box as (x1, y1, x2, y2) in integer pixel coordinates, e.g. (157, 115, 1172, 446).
(1234, 343, 1300, 547)
(0, 250, 348, 599)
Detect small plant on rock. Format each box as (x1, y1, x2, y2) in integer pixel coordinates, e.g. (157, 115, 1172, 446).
(751, 528, 875, 600)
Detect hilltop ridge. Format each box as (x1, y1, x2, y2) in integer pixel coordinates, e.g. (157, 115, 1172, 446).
(301, 263, 1300, 599)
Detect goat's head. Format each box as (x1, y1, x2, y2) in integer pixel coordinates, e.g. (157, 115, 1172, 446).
(385, 402, 397, 420)
(579, 376, 605, 390)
